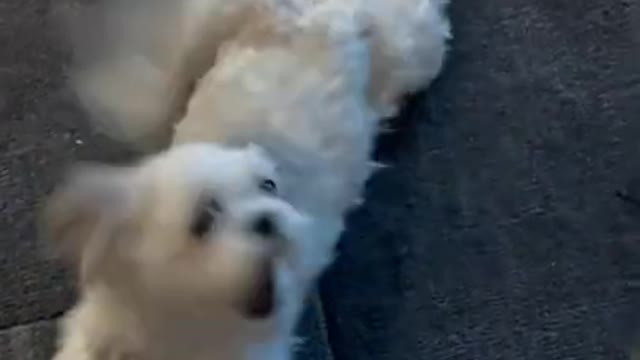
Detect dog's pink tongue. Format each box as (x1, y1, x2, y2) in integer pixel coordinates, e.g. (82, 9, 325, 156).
(244, 266, 275, 319)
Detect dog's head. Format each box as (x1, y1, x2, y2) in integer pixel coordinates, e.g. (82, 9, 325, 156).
(42, 143, 323, 320)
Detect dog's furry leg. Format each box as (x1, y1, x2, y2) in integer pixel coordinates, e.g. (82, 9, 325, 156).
(360, 0, 451, 118)
(70, 0, 264, 152)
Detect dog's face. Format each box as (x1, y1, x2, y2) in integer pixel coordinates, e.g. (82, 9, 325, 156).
(43, 143, 319, 320)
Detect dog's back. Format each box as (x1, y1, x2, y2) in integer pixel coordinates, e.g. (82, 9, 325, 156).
(68, 0, 450, 152)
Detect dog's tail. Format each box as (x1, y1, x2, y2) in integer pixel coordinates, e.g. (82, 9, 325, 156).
(361, 0, 451, 118)
(63, 0, 256, 151)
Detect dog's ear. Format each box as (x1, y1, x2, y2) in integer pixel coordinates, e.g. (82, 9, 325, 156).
(41, 164, 139, 281)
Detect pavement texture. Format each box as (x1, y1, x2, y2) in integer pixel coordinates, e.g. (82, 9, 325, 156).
(1, 0, 640, 359)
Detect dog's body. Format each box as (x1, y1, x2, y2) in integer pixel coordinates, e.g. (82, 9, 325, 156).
(45, 1, 450, 359)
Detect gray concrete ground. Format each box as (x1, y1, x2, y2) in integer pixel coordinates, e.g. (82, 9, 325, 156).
(1, 0, 640, 359)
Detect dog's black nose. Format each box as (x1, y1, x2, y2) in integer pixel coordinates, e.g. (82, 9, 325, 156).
(251, 213, 277, 238)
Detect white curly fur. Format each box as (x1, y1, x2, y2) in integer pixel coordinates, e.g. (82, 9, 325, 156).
(46, 1, 451, 359)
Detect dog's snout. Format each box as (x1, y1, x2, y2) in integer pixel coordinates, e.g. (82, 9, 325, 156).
(251, 213, 278, 238)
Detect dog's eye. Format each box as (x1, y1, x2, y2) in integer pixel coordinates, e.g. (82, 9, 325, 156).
(190, 199, 221, 238)
(259, 178, 277, 194)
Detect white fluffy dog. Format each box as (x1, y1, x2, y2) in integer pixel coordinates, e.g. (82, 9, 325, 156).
(42, 0, 450, 359)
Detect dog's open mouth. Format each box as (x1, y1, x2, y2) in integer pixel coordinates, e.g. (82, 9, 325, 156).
(242, 262, 275, 319)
